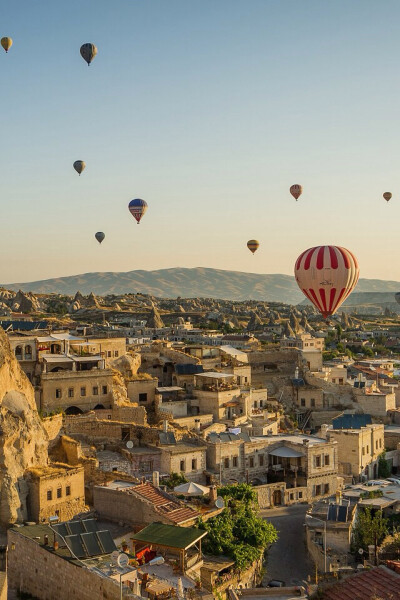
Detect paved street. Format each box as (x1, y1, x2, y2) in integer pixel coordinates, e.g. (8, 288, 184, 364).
(260, 504, 314, 588)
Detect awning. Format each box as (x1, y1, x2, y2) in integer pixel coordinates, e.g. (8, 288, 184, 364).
(269, 446, 304, 458)
(43, 355, 74, 363)
(174, 482, 210, 496)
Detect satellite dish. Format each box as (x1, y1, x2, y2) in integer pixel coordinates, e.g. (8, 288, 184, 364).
(215, 496, 225, 509)
(126, 441, 133, 449)
(358, 548, 364, 555)
(117, 553, 129, 568)
(111, 550, 120, 564)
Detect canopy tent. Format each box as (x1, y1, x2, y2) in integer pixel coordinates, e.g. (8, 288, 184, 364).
(268, 446, 304, 458)
(173, 482, 210, 496)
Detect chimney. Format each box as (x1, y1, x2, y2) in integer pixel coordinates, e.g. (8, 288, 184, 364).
(336, 489, 342, 505)
(209, 485, 217, 503)
(152, 471, 160, 487)
(194, 419, 201, 432)
(163, 419, 168, 433)
(320, 424, 330, 439)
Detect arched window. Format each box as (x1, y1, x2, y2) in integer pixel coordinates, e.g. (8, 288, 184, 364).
(15, 346, 23, 360)
(24, 345, 32, 359)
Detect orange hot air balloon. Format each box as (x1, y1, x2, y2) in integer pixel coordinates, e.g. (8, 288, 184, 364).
(247, 240, 259, 254)
(294, 245, 359, 318)
(1, 37, 12, 53)
(290, 184, 302, 201)
(383, 192, 392, 202)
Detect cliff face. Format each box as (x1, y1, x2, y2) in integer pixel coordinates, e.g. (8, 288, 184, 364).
(0, 329, 48, 526)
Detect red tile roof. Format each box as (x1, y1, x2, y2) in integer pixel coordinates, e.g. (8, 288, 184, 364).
(131, 482, 199, 525)
(323, 565, 400, 600)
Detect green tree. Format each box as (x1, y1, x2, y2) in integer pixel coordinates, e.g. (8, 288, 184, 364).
(352, 507, 388, 555)
(378, 451, 391, 478)
(198, 484, 277, 571)
(163, 472, 188, 489)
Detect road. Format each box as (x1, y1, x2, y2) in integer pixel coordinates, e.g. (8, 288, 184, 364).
(260, 504, 314, 588)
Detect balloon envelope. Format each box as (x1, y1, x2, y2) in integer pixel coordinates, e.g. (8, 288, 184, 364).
(80, 43, 97, 65)
(290, 184, 303, 200)
(128, 199, 148, 224)
(294, 245, 359, 318)
(247, 240, 259, 254)
(1, 37, 12, 53)
(73, 160, 86, 175)
(383, 192, 392, 202)
(95, 232, 105, 244)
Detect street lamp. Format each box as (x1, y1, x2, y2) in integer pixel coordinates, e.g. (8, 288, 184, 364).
(305, 514, 327, 574)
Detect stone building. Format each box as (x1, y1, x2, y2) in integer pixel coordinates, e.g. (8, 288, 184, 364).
(39, 368, 114, 414)
(93, 480, 199, 527)
(157, 441, 208, 483)
(126, 376, 158, 406)
(26, 464, 85, 522)
(7, 522, 138, 600)
(326, 423, 385, 481)
(206, 432, 338, 502)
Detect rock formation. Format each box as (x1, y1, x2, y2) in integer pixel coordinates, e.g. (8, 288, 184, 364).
(0, 329, 48, 526)
(146, 305, 164, 328)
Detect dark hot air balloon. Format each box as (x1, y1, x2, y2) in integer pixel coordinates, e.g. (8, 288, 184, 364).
(383, 192, 392, 202)
(294, 245, 359, 318)
(73, 160, 86, 175)
(95, 232, 105, 244)
(80, 43, 97, 65)
(290, 184, 303, 201)
(128, 199, 148, 224)
(247, 240, 259, 254)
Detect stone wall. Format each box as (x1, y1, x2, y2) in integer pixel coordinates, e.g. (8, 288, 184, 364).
(7, 529, 130, 600)
(94, 405, 147, 425)
(41, 413, 64, 446)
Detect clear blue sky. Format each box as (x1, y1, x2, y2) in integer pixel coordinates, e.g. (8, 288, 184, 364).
(1, 0, 400, 283)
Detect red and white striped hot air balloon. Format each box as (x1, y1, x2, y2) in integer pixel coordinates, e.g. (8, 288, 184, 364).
(294, 245, 359, 318)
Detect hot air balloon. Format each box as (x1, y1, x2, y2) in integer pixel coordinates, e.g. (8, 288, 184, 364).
(294, 245, 359, 318)
(95, 232, 105, 244)
(128, 199, 148, 224)
(73, 160, 86, 176)
(383, 192, 392, 202)
(290, 184, 303, 201)
(80, 43, 97, 65)
(395, 292, 400, 305)
(247, 240, 259, 254)
(1, 37, 12, 53)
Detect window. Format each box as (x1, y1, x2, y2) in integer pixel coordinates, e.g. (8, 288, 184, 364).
(259, 455, 264, 466)
(224, 458, 229, 469)
(57, 488, 62, 499)
(93, 386, 99, 396)
(233, 456, 238, 467)
(362, 447, 365, 456)
(55, 389, 62, 399)
(324, 454, 330, 466)
(379, 439, 382, 448)
(15, 346, 23, 359)
(249, 457, 254, 468)
(180, 460, 185, 472)
(114, 351, 119, 357)
(324, 483, 329, 495)
(25, 345, 32, 358)
(300, 398, 305, 407)
(80, 387, 86, 397)
(315, 456, 321, 468)
(102, 385, 108, 395)
(298, 491, 303, 499)
(315, 485, 321, 496)
(376, 440, 378, 450)
(310, 398, 315, 408)
(192, 459, 197, 470)
(139, 393, 147, 403)
(47, 490, 52, 501)
(66, 486, 71, 496)
(366, 445, 369, 454)
(68, 388, 74, 398)
(107, 351, 112, 357)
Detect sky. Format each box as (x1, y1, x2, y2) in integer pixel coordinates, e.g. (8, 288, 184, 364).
(1, 0, 400, 283)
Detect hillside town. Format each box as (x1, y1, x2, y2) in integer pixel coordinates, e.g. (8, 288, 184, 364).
(0, 290, 398, 599)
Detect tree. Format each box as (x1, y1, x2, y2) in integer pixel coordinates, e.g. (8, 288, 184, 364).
(352, 507, 388, 555)
(163, 472, 188, 489)
(378, 451, 391, 479)
(198, 484, 277, 571)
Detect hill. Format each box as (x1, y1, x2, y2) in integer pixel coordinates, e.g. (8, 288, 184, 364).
(2, 267, 400, 304)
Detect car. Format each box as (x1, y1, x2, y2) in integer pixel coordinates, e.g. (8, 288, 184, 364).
(387, 478, 400, 485)
(267, 580, 286, 588)
(365, 480, 387, 486)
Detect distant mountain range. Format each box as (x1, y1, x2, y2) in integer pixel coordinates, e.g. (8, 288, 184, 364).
(2, 267, 400, 305)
